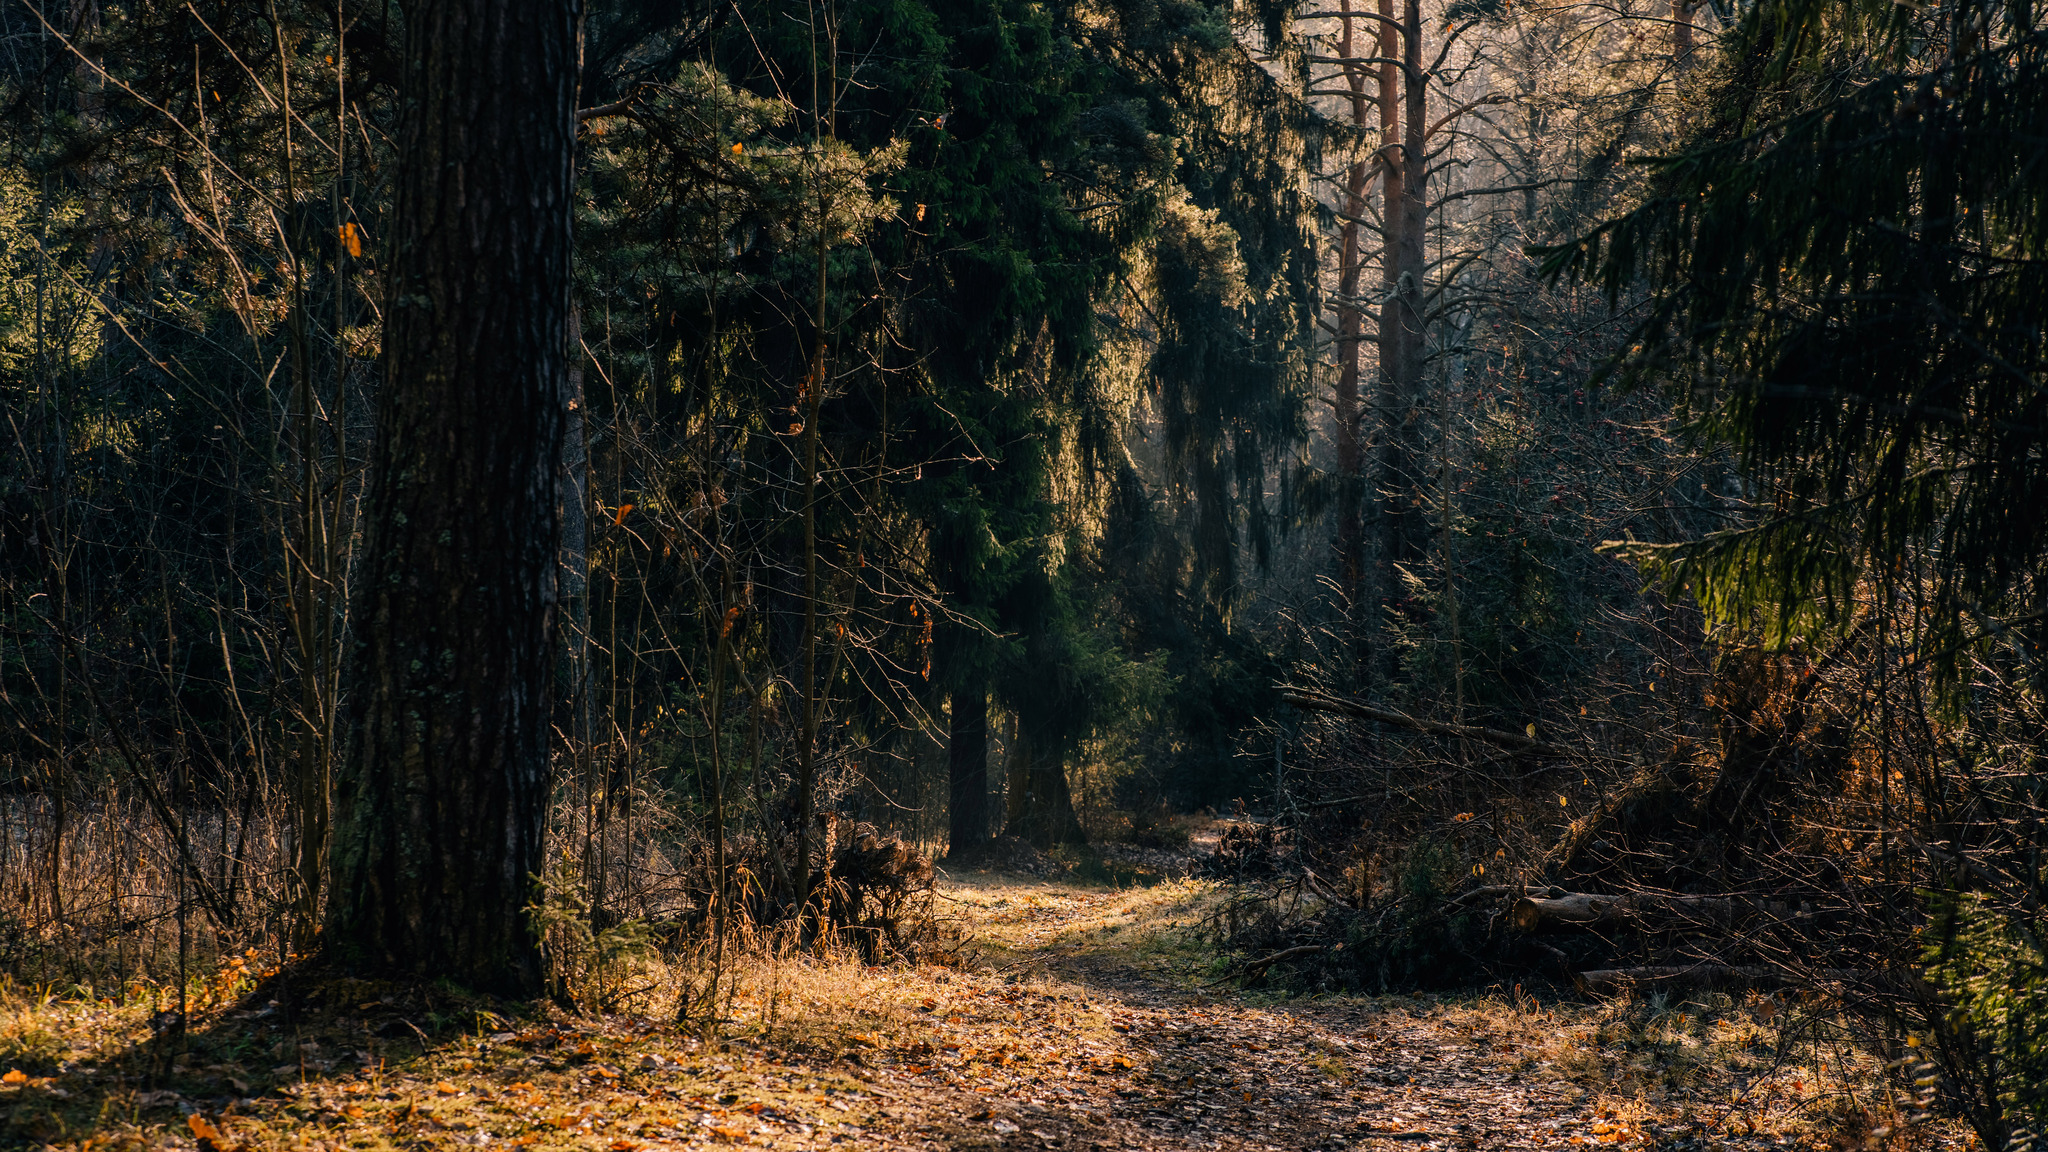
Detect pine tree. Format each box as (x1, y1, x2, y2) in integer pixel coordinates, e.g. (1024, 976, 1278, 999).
(326, 0, 581, 995)
(1547, 0, 2048, 677)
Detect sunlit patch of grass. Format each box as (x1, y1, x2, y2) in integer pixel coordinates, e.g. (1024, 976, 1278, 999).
(1406, 987, 1968, 1150)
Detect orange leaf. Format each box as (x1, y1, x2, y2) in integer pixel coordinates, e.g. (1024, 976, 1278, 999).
(513, 1137, 539, 1147)
(591, 1066, 619, 1080)
(1, 1069, 26, 1084)
(343, 1106, 366, 1120)
(710, 1126, 746, 1142)
(611, 504, 633, 527)
(338, 223, 364, 258)
(435, 1081, 460, 1095)
(188, 1113, 235, 1152)
(609, 1142, 640, 1151)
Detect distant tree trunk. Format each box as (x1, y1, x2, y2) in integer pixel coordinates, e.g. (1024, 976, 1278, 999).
(1333, 0, 1371, 648)
(947, 686, 988, 854)
(326, 0, 581, 997)
(1372, 0, 1428, 678)
(1671, 0, 1695, 70)
(1004, 723, 1084, 848)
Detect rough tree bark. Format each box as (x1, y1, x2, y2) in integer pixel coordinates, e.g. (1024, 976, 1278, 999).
(325, 0, 581, 997)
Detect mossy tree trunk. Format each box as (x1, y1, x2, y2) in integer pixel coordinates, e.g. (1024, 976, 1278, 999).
(325, 0, 581, 997)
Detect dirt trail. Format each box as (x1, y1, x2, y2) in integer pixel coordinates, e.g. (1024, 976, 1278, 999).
(865, 872, 1605, 1152)
(4, 869, 1927, 1152)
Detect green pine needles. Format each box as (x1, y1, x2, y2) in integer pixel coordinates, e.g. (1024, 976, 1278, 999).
(1927, 889, 2048, 1139)
(1544, 0, 2048, 677)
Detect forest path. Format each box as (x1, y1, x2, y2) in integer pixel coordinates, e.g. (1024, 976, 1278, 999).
(2, 869, 1754, 1152)
(853, 870, 1616, 1152)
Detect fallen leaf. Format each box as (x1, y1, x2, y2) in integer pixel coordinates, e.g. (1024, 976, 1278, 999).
(436, 1082, 460, 1095)
(1, 1069, 26, 1084)
(591, 1066, 621, 1080)
(610, 1142, 640, 1151)
(343, 1106, 366, 1120)
(188, 1113, 235, 1152)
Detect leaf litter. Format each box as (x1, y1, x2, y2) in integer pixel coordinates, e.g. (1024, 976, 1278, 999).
(0, 870, 1976, 1152)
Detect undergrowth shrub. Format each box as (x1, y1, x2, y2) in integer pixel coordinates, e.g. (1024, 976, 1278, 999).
(1926, 891, 2048, 1140)
(527, 852, 660, 1013)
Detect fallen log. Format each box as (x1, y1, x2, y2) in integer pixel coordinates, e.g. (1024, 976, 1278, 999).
(1512, 890, 1837, 934)
(1511, 891, 1740, 933)
(1575, 965, 1780, 997)
(1278, 689, 1568, 756)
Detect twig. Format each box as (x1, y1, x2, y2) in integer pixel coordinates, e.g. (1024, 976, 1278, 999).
(1279, 688, 1569, 756)
(1212, 944, 1329, 986)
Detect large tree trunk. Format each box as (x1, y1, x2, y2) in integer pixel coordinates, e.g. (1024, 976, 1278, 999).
(948, 686, 988, 854)
(326, 0, 580, 997)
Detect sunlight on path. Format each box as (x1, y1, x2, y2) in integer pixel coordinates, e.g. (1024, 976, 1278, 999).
(0, 871, 1973, 1152)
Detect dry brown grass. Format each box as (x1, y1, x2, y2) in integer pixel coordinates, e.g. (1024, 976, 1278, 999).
(0, 868, 1973, 1152)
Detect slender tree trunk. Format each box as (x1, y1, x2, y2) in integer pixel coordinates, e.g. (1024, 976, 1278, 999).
(1333, 0, 1370, 634)
(1672, 0, 1694, 70)
(1369, 0, 1405, 673)
(1373, 0, 1427, 675)
(947, 685, 988, 854)
(326, 0, 581, 997)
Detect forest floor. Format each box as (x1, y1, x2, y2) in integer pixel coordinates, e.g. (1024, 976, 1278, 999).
(0, 863, 1977, 1152)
